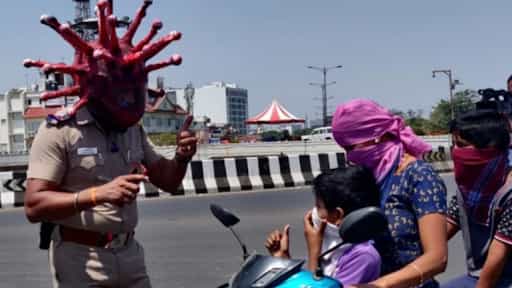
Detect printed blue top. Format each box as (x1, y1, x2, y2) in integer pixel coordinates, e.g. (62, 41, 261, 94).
(380, 160, 447, 287)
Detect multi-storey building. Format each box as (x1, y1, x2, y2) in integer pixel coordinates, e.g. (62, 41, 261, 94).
(174, 82, 249, 134)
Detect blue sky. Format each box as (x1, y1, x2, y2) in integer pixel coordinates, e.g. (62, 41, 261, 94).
(1, 1, 512, 120)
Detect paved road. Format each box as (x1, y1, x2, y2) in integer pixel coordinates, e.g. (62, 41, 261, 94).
(0, 174, 464, 288)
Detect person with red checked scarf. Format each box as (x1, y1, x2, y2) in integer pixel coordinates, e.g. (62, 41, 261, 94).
(443, 110, 512, 288)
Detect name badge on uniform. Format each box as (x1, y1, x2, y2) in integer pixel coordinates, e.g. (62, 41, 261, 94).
(77, 147, 98, 156)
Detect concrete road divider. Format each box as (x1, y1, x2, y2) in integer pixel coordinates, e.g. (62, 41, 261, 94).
(0, 148, 452, 208)
(0, 171, 26, 208)
(143, 152, 345, 197)
(422, 146, 453, 173)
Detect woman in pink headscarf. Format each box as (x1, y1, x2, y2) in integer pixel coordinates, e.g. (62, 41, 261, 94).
(332, 99, 448, 288)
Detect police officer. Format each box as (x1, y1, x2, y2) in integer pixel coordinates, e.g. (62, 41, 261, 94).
(24, 104, 197, 287)
(22, 0, 198, 285)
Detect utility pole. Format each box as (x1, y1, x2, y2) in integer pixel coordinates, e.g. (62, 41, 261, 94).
(307, 65, 342, 126)
(432, 69, 462, 120)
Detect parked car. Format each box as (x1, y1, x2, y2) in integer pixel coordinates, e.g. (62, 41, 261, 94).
(301, 126, 333, 141)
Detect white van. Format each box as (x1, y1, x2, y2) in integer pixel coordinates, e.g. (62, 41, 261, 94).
(301, 126, 333, 141)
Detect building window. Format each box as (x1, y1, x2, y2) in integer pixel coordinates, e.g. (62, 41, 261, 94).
(143, 117, 150, 127)
(12, 112, 22, 120)
(12, 135, 24, 143)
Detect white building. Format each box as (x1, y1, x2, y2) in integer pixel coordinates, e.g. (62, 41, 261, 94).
(0, 86, 54, 153)
(0, 88, 27, 152)
(174, 82, 249, 134)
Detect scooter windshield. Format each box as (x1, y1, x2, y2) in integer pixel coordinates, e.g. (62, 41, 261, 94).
(228, 254, 304, 288)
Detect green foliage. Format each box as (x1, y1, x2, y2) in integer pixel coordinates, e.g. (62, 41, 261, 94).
(391, 89, 477, 135)
(148, 133, 177, 146)
(391, 109, 429, 135)
(293, 128, 313, 137)
(261, 130, 285, 141)
(429, 89, 476, 133)
(406, 117, 431, 136)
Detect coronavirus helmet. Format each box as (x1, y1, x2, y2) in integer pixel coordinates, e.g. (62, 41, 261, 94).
(23, 0, 182, 130)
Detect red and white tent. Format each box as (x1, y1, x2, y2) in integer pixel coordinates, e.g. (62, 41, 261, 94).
(246, 100, 305, 124)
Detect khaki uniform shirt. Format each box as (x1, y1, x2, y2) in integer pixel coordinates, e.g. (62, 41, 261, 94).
(27, 108, 162, 233)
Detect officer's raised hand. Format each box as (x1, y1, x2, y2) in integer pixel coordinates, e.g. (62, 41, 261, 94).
(95, 174, 147, 206)
(137, 115, 198, 195)
(174, 115, 197, 164)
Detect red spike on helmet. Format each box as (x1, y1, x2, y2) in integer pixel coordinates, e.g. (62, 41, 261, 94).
(24, 0, 182, 129)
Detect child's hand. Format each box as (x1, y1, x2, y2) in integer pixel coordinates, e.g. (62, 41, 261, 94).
(304, 210, 326, 257)
(265, 225, 291, 258)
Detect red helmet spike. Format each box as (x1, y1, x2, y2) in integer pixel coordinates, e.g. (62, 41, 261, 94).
(40, 15, 94, 55)
(107, 15, 121, 54)
(106, 0, 114, 16)
(133, 20, 163, 52)
(42, 63, 88, 75)
(97, 1, 110, 47)
(23, 59, 48, 69)
(145, 54, 182, 74)
(123, 31, 181, 65)
(24, 0, 182, 129)
(122, 0, 153, 44)
(41, 86, 81, 101)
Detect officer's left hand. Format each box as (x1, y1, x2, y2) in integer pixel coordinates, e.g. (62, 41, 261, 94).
(175, 115, 197, 164)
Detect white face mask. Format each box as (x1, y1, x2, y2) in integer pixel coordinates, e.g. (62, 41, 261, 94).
(311, 207, 342, 240)
(311, 207, 351, 277)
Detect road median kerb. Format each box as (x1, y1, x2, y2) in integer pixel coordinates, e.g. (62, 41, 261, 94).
(0, 148, 453, 208)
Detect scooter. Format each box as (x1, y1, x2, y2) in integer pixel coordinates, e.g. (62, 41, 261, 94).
(210, 204, 389, 288)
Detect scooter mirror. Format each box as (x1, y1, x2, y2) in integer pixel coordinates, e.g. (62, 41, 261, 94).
(210, 204, 240, 228)
(339, 207, 388, 244)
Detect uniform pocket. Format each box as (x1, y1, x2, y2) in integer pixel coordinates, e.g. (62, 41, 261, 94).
(71, 155, 105, 171)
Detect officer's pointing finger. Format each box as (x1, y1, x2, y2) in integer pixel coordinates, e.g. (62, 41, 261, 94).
(179, 137, 198, 146)
(122, 174, 148, 183)
(179, 115, 194, 135)
(179, 130, 195, 139)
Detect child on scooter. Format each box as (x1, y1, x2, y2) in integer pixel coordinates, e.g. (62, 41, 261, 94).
(265, 166, 382, 286)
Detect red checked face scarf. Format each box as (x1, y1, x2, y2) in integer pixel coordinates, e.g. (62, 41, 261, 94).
(452, 147, 509, 224)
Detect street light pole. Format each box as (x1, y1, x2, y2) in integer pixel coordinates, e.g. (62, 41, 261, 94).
(308, 65, 342, 126)
(432, 69, 461, 120)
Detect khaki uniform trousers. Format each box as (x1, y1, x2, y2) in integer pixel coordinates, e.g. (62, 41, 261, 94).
(49, 237, 151, 288)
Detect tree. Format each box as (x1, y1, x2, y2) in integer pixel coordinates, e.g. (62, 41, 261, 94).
(261, 130, 283, 142)
(429, 89, 476, 133)
(391, 109, 430, 135)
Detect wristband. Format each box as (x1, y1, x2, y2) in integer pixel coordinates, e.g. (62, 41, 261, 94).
(74, 191, 80, 212)
(90, 187, 97, 206)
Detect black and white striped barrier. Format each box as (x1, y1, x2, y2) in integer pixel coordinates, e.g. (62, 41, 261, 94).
(143, 153, 346, 197)
(0, 149, 454, 208)
(0, 171, 27, 208)
(422, 146, 453, 173)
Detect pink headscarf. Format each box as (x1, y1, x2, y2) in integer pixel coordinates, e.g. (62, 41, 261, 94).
(331, 99, 431, 181)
